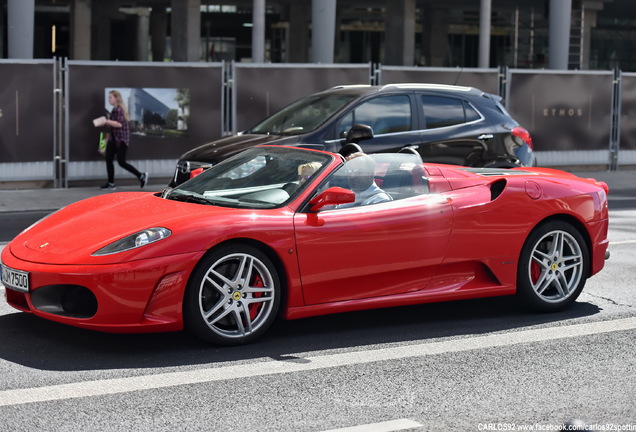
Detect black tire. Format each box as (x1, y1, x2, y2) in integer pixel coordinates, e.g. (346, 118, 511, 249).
(517, 221, 589, 312)
(183, 244, 281, 345)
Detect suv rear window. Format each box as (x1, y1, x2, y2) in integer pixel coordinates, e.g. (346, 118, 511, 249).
(421, 95, 480, 129)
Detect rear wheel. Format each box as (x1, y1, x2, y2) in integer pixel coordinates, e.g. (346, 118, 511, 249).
(517, 221, 589, 312)
(183, 244, 281, 345)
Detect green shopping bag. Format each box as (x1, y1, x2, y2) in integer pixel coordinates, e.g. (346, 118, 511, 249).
(98, 132, 107, 155)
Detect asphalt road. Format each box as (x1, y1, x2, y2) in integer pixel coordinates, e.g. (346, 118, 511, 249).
(0, 211, 49, 242)
(0, 205, 634, 431)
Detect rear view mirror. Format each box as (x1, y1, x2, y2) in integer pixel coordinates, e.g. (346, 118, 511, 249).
(309, 187, 355, 211)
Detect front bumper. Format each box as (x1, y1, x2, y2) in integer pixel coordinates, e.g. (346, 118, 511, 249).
(2, 249, 202, 333)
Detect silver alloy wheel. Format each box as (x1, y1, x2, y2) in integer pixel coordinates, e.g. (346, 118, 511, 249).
(198, 252, 276, 340)
(527, 229, 584, 303)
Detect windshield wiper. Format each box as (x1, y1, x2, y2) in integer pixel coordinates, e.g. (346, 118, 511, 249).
(165, 191, 215, 205)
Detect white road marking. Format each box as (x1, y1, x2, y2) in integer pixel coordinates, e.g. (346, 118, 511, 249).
(610, 239, 636, 245)
(321, 419, 423, 432)
(0, 317, 635, 407)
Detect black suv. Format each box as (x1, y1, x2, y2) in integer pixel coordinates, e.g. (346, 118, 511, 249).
(170, 84, 535, 186)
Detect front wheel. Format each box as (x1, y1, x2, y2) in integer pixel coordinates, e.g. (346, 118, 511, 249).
(517, 221, 589, 312)
(183, 244, 281, 345)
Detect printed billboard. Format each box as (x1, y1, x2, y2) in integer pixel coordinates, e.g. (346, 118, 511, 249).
(507, 71, 613, 152)
(68, 62, 223, 161)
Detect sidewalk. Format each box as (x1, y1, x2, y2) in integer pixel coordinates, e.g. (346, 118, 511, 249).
(0, 170, 634, 214)
(0, 183, 164, 213)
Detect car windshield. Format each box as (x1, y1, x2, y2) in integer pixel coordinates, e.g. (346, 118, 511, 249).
(165, 147, 333, 209)
(247, 94, 357, 136)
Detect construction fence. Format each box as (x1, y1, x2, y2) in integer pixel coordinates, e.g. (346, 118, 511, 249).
(1, 59, 634, 186)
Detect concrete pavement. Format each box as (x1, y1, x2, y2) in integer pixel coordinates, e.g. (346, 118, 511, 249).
(0, 183, 165, 214)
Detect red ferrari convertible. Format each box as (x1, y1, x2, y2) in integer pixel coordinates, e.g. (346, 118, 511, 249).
(1, 146, 609, 345)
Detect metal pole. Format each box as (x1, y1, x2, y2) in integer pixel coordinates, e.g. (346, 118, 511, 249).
(53, 58, 60, 188)
(7, 0, 34, 59)
(63, 58, 70, 188)
(479, 0, 491, 68)
(549, 0, 572, 70)
(252, 0, 266, 62)
(609, 68, 621, 171)
(312, 0, 337, 63)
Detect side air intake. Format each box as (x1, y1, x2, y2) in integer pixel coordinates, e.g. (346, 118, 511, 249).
(490, 179, 507, 201)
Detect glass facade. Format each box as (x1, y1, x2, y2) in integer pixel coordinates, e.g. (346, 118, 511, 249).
(3, 0, 636, 71)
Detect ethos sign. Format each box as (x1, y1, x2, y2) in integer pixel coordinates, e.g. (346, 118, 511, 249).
(543, 107, 584, 117)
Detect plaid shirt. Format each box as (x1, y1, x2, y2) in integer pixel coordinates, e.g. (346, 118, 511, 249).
(109, 105, 130, 145)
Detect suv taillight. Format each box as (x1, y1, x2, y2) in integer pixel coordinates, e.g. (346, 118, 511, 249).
(512, 126, 533, 149)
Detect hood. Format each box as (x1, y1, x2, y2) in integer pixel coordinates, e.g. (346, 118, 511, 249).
(179, 134, 301, 163)
(9, 192, 240, 265)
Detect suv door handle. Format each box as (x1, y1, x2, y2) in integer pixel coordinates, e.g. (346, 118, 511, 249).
(477, 134, 494, 140)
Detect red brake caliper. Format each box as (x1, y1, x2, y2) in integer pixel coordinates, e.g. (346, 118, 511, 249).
(248, 274, 264, 320)
(530, 260, 541, 284)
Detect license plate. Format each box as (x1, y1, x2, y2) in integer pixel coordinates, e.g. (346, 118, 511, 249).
(1, 263, 30, 293)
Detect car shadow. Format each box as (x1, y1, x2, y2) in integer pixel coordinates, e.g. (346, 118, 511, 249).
(0, 296, 601, 371)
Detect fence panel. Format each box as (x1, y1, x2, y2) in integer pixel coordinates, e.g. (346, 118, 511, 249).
(66, 61, 225, 181)
(232, 63, 372, 133)
(0, 59, 56, 182)
(507, 70, 615, 167)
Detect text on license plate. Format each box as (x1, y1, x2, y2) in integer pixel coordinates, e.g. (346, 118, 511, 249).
(1, 263, 30, 293)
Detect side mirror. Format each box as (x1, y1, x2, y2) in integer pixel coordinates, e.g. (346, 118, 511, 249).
(309, 187, 355, 211)
(344, 124, 374, 144)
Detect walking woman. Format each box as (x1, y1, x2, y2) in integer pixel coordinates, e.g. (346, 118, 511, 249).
(101, 90, 148, 190)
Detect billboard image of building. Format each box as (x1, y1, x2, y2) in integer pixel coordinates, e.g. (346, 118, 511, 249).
(105, 88, 190, 138)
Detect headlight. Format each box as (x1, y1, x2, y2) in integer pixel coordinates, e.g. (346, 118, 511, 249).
(92, 227, 172, 256)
